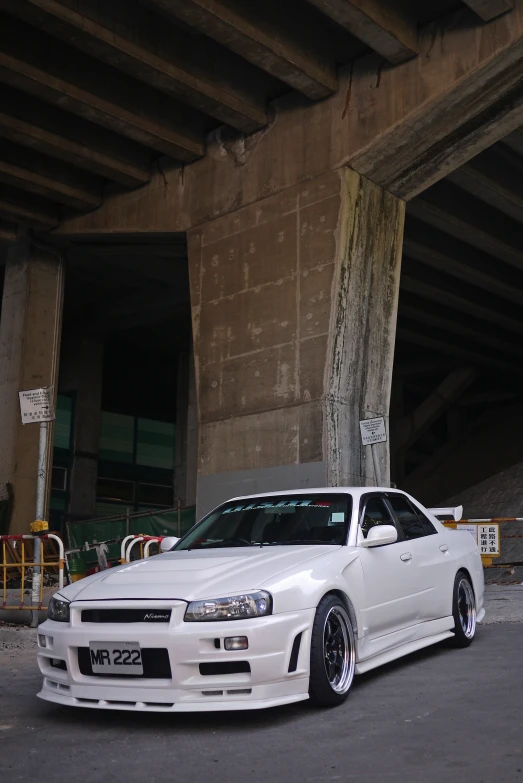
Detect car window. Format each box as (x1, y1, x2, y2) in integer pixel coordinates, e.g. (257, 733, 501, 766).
(174, 494, 352, 549)
(360, 496, 396, 540)
(387, 495, 437, 540)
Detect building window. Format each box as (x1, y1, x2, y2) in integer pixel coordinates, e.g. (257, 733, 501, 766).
(137, 483, 173, 507)
(96, 477, 135, 503)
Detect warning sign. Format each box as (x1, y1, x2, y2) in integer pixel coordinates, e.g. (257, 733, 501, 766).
(449, 522, 500, 558)
(359, 417, 387, 446)
(19, 387, 55, 424)
(478, 524, 500, 557)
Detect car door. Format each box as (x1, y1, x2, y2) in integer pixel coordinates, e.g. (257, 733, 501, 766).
(385, 493, 453, 623)
(357, 493, 421, 642)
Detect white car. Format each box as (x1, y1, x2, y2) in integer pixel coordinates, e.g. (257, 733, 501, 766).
(38, 487, 484, 713)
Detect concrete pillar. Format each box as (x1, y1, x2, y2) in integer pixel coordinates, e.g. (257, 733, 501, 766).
(0, 238, 64, 534)
(59, 336, 104, 519)
(188, 169, 405, 516)
(174, 347, 198, 508)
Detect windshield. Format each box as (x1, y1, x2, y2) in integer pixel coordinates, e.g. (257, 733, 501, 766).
(174, 494, 352, 550)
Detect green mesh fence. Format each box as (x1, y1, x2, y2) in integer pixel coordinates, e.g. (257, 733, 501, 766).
(67, 506, 197, 568)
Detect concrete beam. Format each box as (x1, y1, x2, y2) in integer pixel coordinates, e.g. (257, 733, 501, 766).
(144, 0, 337, 100)
(463, 0, 514, 22)
(94, 288, 190, 333)
(503, 128, 523, 158)
(399, 295, 523, 362)
(396, 368, 477, 453)
(0, 139, 101, 211)
(0, 0, 268, 134)
(0, 14, 205, 161)
(56, 5, 523, 238)
(401, 261, 523, 338)
(408, 180, 523, 274)
(403, 218, 523, 306)
(461, 390, 521, 406)
(72, 241, 187, 260)
(305, 0, 418, 64)
(0, 185, 59, 230)
(0, 84, 150, 188)
(447, 147, 523, 226)
(0, 219, 16, 244)
(394, 361, 460, 377)
(397, 323, 523, 375)
(70, 250, 185, 285)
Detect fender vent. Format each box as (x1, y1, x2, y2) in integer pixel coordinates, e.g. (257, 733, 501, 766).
(288, 632, 302, 673)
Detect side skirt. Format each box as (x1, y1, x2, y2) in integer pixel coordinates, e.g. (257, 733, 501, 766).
(355, 631, 454, 675)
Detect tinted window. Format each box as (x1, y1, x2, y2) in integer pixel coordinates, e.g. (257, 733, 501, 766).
(360, 497, 396, 539)
(388, 495, 436, 540)
(175, 494, 352, 549)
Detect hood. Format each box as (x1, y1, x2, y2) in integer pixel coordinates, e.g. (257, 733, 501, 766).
(61, 545, 340, 602)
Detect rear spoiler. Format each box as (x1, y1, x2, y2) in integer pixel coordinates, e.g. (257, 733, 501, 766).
(427, 505, 463, 522)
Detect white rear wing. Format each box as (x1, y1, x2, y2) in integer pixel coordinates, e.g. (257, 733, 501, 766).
(427, 505, 463, 522)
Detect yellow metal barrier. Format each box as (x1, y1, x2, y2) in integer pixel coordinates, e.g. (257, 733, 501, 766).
(1, 534, 64, 611)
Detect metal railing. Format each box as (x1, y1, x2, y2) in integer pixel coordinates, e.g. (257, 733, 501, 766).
(1, 534, 64, 611)
(120, 535, 165, 564)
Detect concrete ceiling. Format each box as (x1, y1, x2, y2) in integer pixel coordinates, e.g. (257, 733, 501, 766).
(0, 0, 511, 237)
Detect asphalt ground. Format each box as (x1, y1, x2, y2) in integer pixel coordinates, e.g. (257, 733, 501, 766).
(1, 588, 523, 783)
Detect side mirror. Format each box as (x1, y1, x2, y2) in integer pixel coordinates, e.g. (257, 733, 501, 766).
(160, 536, 180, 553)
(360, 525, 398, 548)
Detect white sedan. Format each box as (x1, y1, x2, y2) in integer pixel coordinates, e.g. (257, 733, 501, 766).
(38, 487, 484, 712)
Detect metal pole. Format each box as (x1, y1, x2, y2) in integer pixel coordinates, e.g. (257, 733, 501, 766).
(31, 420, 48, 627)
(371, 443, 382, 487)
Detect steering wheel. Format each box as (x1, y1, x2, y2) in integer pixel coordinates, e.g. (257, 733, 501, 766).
(220, 537, 252, 546)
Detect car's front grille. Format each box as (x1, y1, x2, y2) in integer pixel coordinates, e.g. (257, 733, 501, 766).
(78, 648, 172, 679)
(81, 609, 172, 624)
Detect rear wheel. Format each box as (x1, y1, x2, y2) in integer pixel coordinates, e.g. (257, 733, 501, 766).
(451, 571, 476, 647)
(309, 595, 355, 707)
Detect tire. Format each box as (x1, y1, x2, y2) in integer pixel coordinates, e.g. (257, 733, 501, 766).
(451, 571, 477, 647)
(309, 594, 356, 707)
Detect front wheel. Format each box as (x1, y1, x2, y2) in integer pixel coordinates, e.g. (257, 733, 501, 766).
(309, 595, 356, 707)
(451, 571, 477, 647)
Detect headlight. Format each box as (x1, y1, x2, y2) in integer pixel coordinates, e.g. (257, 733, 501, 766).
(184, 591, 272, 622)
(47, 596, 71, 623)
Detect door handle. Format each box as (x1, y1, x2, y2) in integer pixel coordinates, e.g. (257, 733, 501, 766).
(440, 544, 449, 553)
(400, 553, 412, 562)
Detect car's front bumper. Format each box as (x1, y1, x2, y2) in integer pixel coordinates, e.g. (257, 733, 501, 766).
(37, 601, 314, 712)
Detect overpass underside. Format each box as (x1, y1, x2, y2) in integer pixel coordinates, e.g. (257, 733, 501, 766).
(1, 0, 523, 530)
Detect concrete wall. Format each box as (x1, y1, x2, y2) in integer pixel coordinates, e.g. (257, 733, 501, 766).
(188, 167, 404, 515)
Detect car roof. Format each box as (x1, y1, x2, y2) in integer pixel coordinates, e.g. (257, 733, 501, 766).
(227, 487, 408, 503)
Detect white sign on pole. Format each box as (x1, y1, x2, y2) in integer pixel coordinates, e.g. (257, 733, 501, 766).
(359, 417, 387, 447)
(19, 386, 55, 424)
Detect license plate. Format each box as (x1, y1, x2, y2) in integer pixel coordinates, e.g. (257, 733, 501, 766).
(89, 641, 143, 675)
